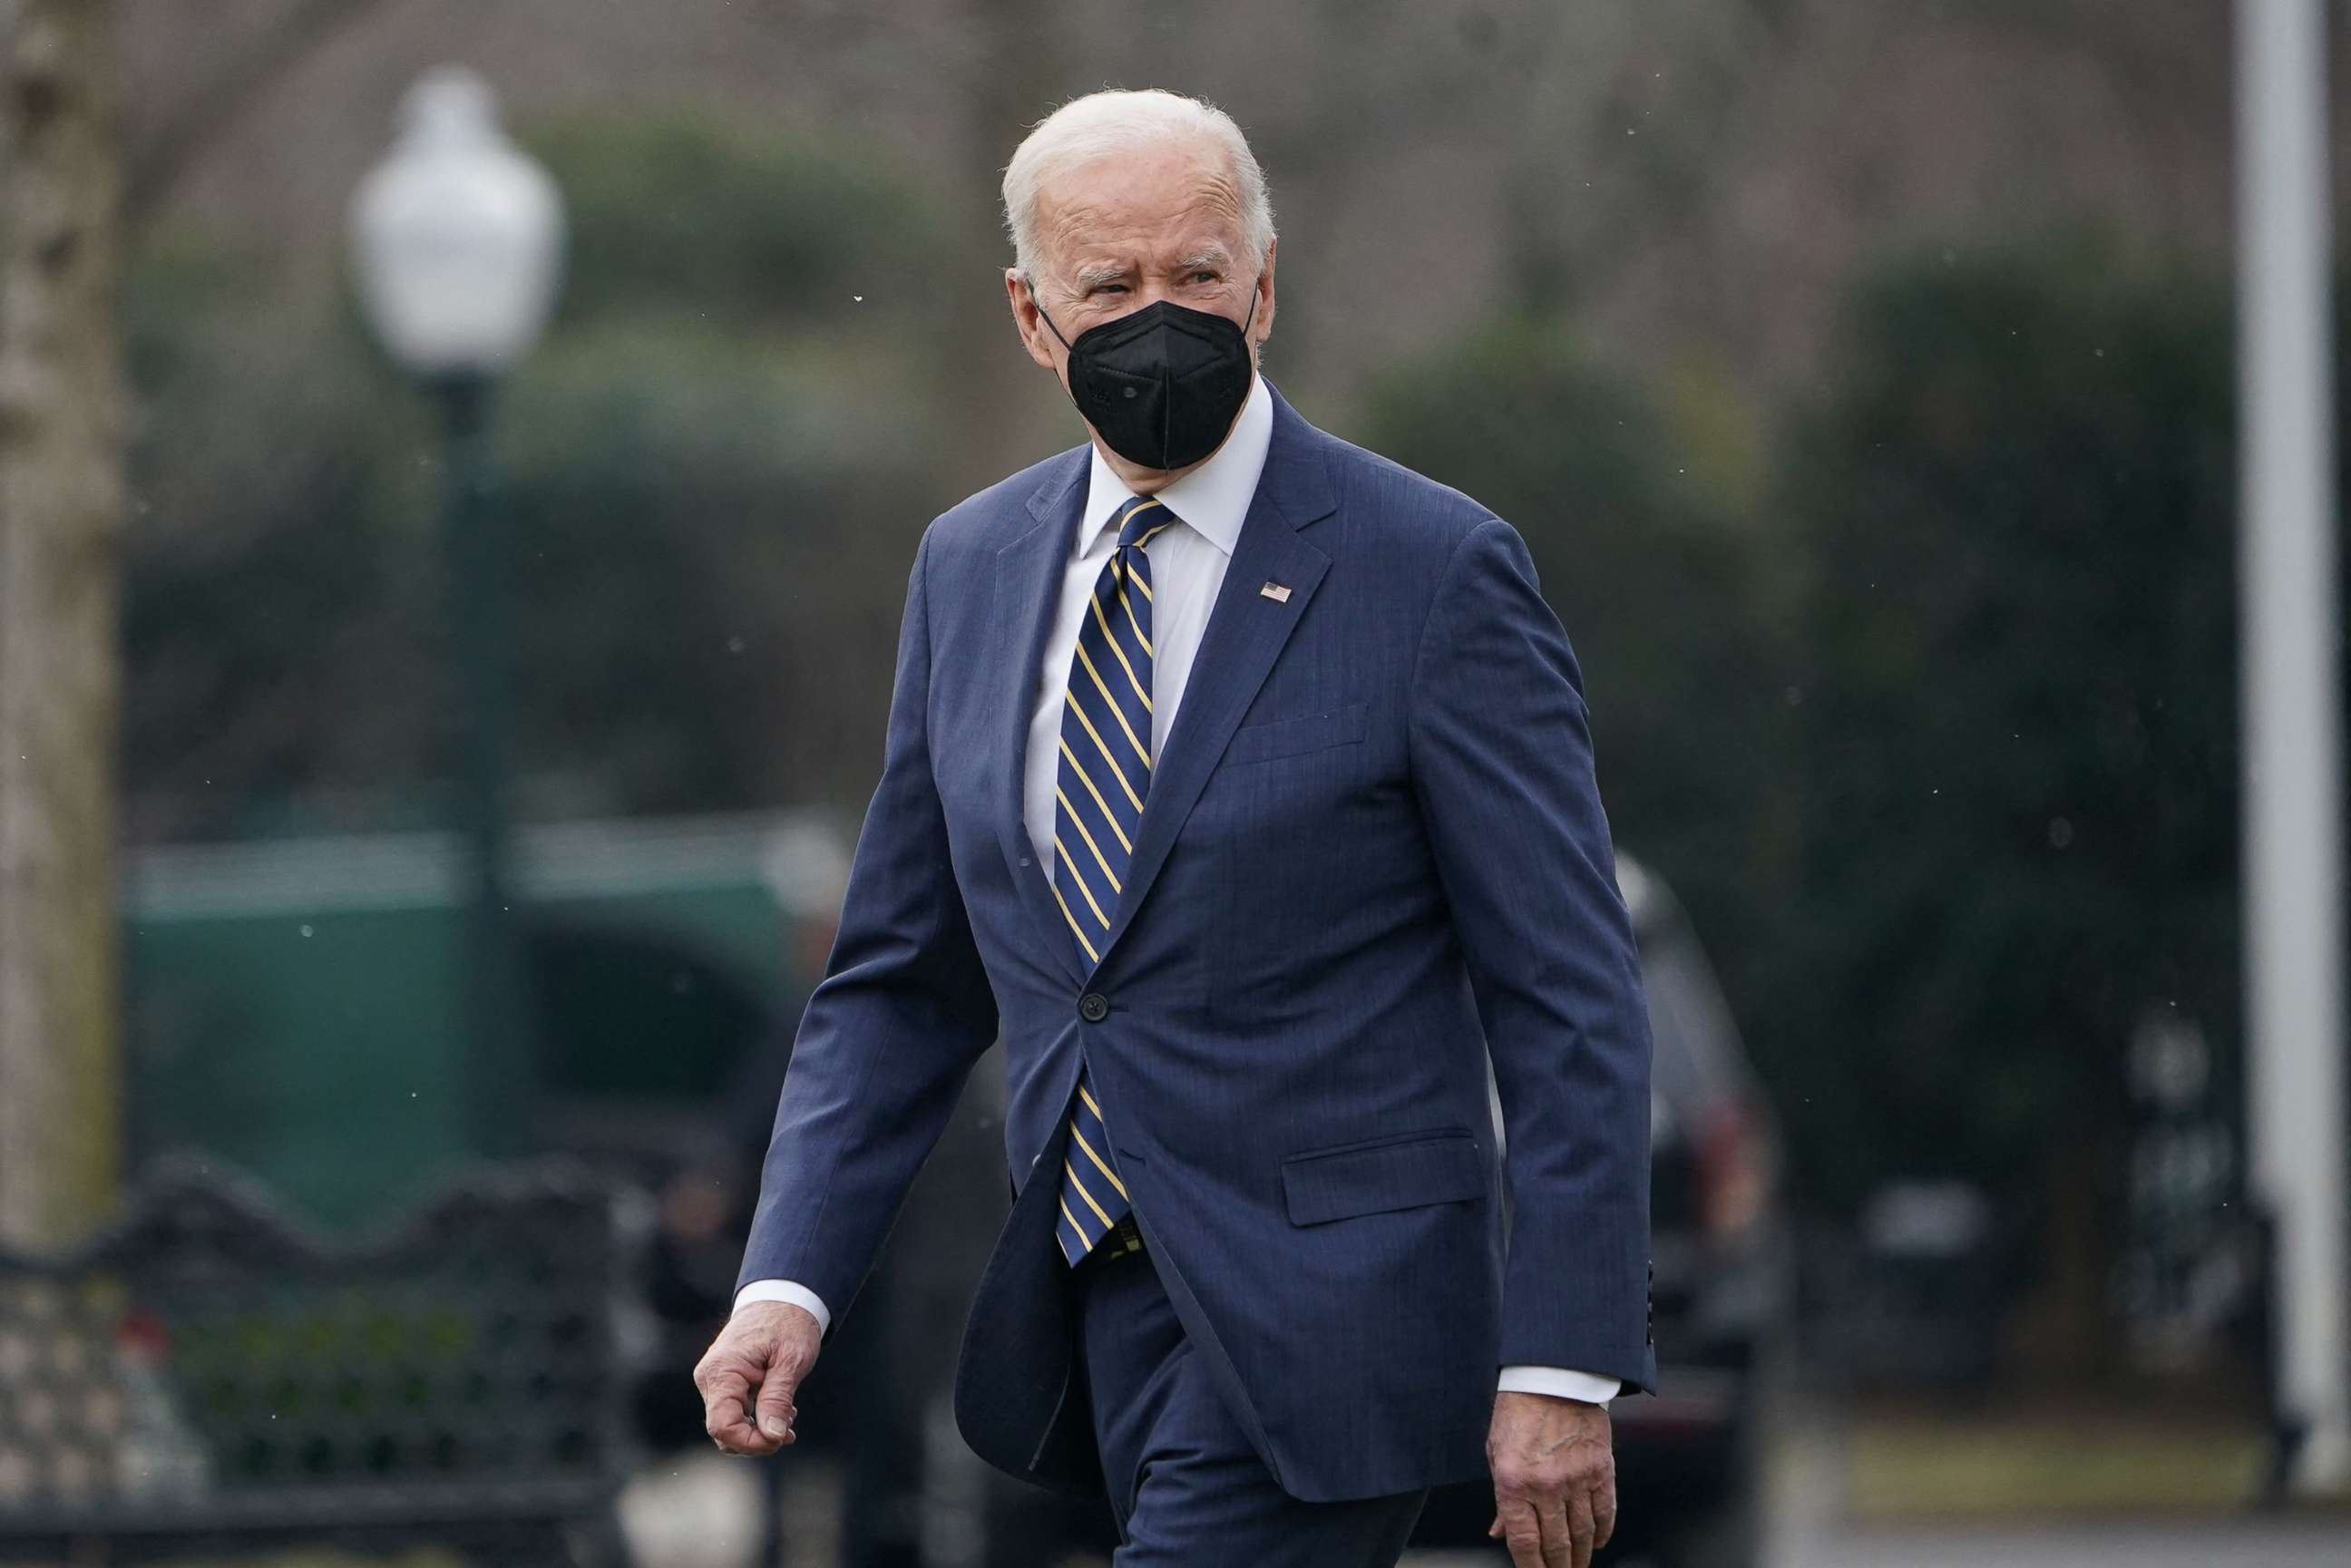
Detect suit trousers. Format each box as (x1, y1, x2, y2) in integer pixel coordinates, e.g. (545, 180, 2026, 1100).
(1078, 1245, 1429, 1565)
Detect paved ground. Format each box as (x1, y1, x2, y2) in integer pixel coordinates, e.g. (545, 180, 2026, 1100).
(1402, 1518, 2351, 1568)
(624, 1423, 2351, 1568)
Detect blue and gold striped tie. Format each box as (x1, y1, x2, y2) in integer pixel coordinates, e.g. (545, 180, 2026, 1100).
(1051, 493, 1173, 1264)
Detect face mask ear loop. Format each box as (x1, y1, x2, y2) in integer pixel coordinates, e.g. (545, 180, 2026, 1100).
(1029, 275, 1107, 443)
(1028, 275, 1077, 353)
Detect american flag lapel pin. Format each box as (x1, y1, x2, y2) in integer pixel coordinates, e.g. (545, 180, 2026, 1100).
(1259, 580, 1292, 603)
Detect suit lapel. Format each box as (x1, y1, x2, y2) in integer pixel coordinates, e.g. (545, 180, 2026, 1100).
(993, 450, 1091, 988)
(1096, 393, 1337, 966)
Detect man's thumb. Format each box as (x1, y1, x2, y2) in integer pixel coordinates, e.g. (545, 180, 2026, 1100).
(754, 1360, 798, 1441)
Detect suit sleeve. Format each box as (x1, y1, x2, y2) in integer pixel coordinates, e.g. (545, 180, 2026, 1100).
(1408, 518, 1655, 1392)
(734, 525, 999, 1326)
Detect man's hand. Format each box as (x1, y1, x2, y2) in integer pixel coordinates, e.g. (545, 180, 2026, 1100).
(694, 1300, 823, 1456)
(1487, 1389, 1616, 1568)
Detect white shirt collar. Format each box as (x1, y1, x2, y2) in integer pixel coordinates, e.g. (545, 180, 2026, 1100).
(1078, 372, 1273, 559)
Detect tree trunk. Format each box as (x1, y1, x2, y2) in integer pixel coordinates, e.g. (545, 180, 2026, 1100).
(0, 0, 126, 1250)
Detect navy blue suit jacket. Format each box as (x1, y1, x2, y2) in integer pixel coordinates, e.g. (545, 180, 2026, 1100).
(739, 386, 1655, 1503)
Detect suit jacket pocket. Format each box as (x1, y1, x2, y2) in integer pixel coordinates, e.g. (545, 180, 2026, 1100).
(1280, 1126, 1484, 1226)
(1224, 701, 1368, 766)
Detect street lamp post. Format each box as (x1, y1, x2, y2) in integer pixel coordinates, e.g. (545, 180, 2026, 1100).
(348, 65, 565, 1155)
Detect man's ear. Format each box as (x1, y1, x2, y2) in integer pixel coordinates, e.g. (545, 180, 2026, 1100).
(1251, 239, 1278, 346)
(1006, 269, 1058, 372)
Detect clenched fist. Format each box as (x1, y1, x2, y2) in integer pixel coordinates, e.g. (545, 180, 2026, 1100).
(694, 1300, 824, 1456)
(1487, 1389, 1616, 1568)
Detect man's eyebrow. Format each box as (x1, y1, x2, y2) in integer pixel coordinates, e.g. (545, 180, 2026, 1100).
(1071, 261, 1133, 291)
(1175, 248, 1234, 273)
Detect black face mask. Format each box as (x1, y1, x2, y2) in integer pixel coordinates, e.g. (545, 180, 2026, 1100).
(1033, 286, 1258, 472)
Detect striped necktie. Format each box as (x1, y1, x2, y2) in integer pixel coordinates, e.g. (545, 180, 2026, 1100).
(1051, 493, 1173, 1264)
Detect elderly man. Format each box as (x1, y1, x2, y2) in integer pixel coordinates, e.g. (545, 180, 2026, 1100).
(696, 89, 1654, 1568)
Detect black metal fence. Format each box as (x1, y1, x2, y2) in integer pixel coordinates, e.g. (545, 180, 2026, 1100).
(0, 1158, 631, 1565)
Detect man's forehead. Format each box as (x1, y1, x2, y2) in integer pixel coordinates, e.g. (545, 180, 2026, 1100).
(1037, 151, 1244, 264)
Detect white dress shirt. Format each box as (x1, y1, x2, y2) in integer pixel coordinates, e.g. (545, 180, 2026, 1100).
(737, 375, 1618, 1407)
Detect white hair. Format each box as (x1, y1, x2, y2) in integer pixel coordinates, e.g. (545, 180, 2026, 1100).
(1000, 89, 1275, 286)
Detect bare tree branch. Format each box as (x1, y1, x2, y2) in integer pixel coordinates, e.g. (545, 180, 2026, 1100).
(122, 0, 391, 231)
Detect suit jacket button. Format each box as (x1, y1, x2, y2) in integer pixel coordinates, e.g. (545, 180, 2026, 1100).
(1078, 992, 1110, 1022)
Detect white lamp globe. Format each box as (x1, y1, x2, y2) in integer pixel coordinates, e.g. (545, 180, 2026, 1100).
(348, 65, 565, 376)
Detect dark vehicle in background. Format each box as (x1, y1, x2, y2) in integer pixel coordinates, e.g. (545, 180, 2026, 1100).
(1619, 855, 1793, 1568)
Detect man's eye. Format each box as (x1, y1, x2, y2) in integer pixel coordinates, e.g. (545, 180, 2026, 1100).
(1190, 271, 1218, 283)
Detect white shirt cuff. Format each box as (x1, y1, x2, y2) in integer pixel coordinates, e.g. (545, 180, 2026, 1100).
(1497, 1366, 1620, 1406)
(732, 1279, 832, 1334)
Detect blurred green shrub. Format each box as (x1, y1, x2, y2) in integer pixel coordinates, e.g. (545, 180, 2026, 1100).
(1361, 247, 2244, 1380)
(1774, 241, 2239, 1253)
(531, 110, 936, 334)
(121, 112, 952, 839)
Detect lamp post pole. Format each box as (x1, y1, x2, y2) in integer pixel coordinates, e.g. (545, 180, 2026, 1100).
(350, 64, 564, 1160)
(432, 369, 531, 1154)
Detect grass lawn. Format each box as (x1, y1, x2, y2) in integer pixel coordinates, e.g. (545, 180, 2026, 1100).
(1844, 1409, 2280, 1522)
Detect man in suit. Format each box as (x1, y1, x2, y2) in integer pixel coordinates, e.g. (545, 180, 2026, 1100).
(696, 88, 1654, 1568)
